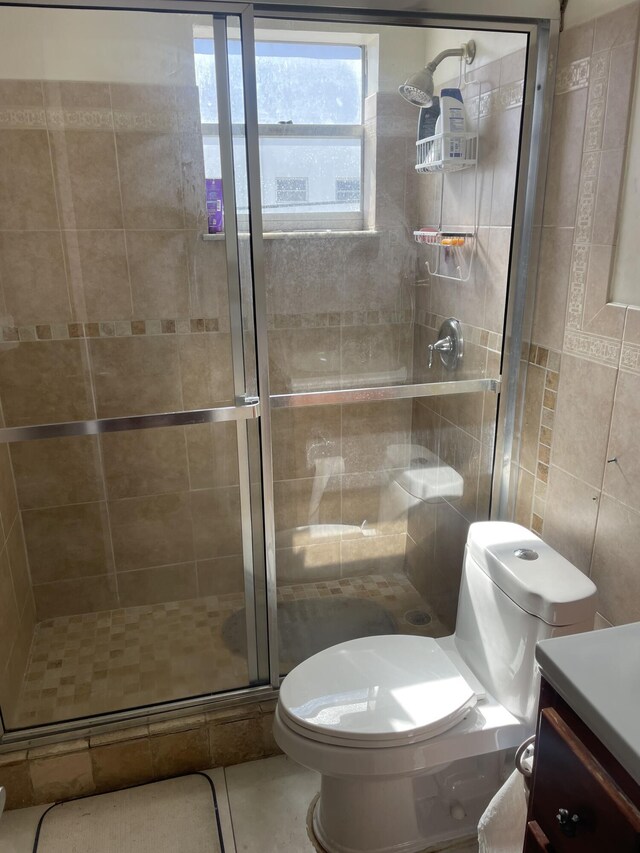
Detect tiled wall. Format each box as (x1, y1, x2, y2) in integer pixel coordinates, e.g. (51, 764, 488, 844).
(268, 93, 419, 585)
(0, 79, 247, 625)
(0, 447, 34, 722)
(0, 701, 281, 810)
(406, 49, 525, 629)
(517, 1, 640, 626)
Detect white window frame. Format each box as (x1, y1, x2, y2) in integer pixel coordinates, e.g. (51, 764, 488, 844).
(195, 27, 368, 232)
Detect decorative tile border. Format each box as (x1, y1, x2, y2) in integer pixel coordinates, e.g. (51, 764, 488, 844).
(556, 57, 590, 95)
(564, 329, 621, 366)
(467, 79, 524, 121)
(0, 105, 198, 133)
(266, 308, 413, 330)
(525, 345, 561, 535)
(416, 309, 503, 354)
(620, 342, 640, 375)
(0, 318, 221, 343)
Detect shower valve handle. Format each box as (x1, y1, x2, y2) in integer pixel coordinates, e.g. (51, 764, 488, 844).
(427, 335, 454, 369)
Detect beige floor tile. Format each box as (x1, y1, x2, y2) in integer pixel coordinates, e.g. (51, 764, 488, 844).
(226, 755, 320, 853)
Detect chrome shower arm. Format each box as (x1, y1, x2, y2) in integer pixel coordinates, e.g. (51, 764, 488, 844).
(427, 42, 476, 73)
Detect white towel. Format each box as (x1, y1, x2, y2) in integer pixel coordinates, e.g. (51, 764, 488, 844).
(477, 770, 527, 853)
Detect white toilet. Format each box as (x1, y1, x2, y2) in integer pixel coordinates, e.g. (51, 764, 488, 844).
(273, 522, 597, 853)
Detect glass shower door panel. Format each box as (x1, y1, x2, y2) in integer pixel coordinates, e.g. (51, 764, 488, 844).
(0, 7, 237, 429)
(0, 6, 266, 732)
(3, 421, 251, 730)
(272, 392, 496, 675)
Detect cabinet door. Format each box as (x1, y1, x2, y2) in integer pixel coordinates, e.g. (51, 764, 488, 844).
(530, 707, 640, 852)
(524, 821, 552, 852)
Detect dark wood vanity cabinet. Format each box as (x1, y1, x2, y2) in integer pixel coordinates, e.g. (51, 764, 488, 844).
(524, 679, 640, 852)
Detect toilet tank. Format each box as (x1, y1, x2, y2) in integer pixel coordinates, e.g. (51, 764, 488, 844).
(454, 522, 597, 725)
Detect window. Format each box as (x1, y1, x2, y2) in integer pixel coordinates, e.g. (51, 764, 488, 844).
(276, 177, 308, 205)
(335, 178, 361, 204)
(193, 33, 365, 230)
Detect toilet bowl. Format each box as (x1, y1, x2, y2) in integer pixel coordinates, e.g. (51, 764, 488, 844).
(274, 522, 597, 853)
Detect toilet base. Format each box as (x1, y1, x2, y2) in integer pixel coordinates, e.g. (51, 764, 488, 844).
(309, 752, 509, 853)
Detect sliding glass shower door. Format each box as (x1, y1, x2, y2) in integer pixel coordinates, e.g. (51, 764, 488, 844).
(0, 6, 268, 730)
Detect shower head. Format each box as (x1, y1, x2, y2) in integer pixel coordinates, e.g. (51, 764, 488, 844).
(398, 40, 476, 107)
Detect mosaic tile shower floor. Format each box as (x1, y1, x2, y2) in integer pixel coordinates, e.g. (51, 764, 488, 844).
(10, 573, 445, 729)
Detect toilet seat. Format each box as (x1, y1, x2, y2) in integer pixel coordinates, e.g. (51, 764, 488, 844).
(278, 634, 477, 749)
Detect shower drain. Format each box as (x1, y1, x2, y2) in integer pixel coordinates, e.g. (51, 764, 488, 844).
(404, 609, 432, 626)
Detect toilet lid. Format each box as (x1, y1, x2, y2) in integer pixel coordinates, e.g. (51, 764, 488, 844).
(279, 635, 477, 745)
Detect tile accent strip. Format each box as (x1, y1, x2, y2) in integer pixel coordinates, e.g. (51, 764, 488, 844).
(526, 345, 561, 535)
(556, 57, 591, 95)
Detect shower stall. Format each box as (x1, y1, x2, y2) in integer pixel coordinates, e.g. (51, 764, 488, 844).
(0, 0, 556, 743)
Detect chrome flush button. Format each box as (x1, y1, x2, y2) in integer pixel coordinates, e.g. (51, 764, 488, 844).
(514, 548, 539, 560)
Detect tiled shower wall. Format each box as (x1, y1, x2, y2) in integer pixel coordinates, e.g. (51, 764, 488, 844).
(405, 49, 525, 628)
(0, 449, 34, 719)
(516, 1, 640, 626)
(268, 92, 418, 586)
(0, 79, 242, 622)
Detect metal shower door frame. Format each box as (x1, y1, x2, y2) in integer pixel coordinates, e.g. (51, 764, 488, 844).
(0, 0, 558, 747)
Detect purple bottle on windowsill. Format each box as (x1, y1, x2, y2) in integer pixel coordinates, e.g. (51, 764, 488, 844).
(206, 178, 224, 234)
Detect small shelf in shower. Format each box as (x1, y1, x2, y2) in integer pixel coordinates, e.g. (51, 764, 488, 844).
(415, 131, 478, 173)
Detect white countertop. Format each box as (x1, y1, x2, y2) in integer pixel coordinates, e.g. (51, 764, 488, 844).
(535, 623, 640, 785)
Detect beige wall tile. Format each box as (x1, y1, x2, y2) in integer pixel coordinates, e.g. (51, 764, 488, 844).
(43, 80, 111, 109)
(10, 435, 103, 509)
(274, 477, 341, 547)
(532, 228, 573, 351)
(127, 230, 190, 318)
(209, 716, 263, 767)
(0, 130, 58, 230)
(109, 492, 194, 572)
(341, 324, 413, 388)
(543, 89, 588, 227)
(101, 427, 189, 500)
(0, 547, 20, 672)
(0, 231, 70, 324)
(558, 21, 594, 66)
(6, 517, 31, 615)
(190, 487, 242, 560)
(514, 467, 535, 528)
(197, 556, 244, 596)
(0, 340, 94, 427)
(0, 760, 35, 810)
(23, 501, 112, 584)
(91, 737, 154, 793)
(271, 405, 341, 482)
(187, 233, 227, 319)
(483, 227, 511, 334)
(117, 563, 197, 607)
(438, 421, 481, 524)
(178, 333, 234, 409)
(603, 41, 637, 150)
(64, 230, 132, 322)
(116, 132, 185, 230)
(341, 471, 408, 537)
(50, 130, 123, 230)
(432, 502, 469, 628)
(180, 134, 207, 229)
(490, 107, 521, 227)
(90, 336, 182, 418)
(275, 541, 340, 584)
(544, 465, 600, 573)
(340, 532, 406, 578)
(185, 422, 239, 490)
(591, 495, 640, 625)
(342, 400, 412, 474)
(0, 80, 43, 107)
(150, 727, 210, 778)
(552, 354, 617, 488)
(33, 575, 117, 620)
(268, 327, 341, 395)
(2, 597, 36, 725)
(0, 443, 19, 534)
(593, 2, 640, 52)
(582, 244, 625, 339)
(593, 148, 625, 245)
(30, 749, 95, 804)
(603, 369, 640, 512)
(520, 363, 545, 475)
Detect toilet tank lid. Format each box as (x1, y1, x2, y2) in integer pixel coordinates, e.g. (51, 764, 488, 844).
(467, 522, 597, 626)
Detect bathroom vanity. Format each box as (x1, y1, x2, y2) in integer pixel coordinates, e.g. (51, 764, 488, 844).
(524, 624, 640, 851)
